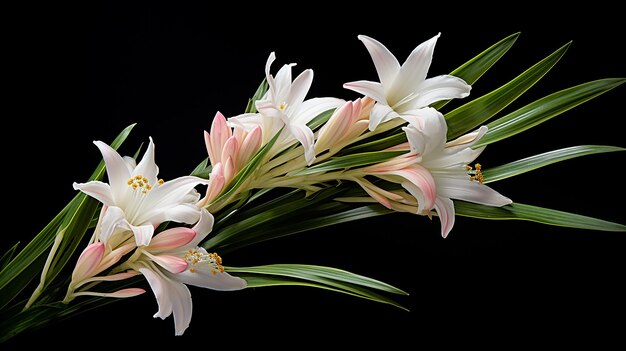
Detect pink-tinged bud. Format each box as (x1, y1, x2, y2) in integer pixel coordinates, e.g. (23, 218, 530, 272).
(145, 252, 188, 274)
(358, 97, 375, 120)
(148, 227, 196, 251)
(221, 136, 238, 171)
(90, 271, 139, 282)
(203, 163, 225, 205)
(108, 288, 146, 298)
(233, 124, 246, 144)
(71, 242, 105, 284)
(343, 120, 370, 142)
(238, 126, 262, 169)
(206, 112, 233, 166)
(316, 101, 354, 152)
(223, 156, 235, 185)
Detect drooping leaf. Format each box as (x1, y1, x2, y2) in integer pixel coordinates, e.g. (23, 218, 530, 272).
(445, 42, 570, 139)
(454, 201, 626, 232)
(475, 78, 626, 147)
(432, 32, 520, 110)
(483, 145, 625, 183)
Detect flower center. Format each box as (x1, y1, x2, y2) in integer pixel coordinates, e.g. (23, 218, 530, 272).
(279, 102, 287, 111)
(466, 163, 484, 183)
(183, 249, 225, 275)
(127, 175, 164, 194)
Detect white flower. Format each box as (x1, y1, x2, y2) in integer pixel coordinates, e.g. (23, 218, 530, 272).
(130, 209, 246, 335)
(74, 138, 208, 246)
(344, 34, 471, 131)
(403, 113, 512, 237)
(230, 52, 343, 165)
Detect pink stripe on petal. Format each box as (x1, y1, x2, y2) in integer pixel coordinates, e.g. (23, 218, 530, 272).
(148, 254, 188, 274)
(108, 288, 146, 298)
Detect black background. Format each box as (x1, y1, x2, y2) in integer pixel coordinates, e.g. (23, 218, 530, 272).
(3, 4, 625, 348)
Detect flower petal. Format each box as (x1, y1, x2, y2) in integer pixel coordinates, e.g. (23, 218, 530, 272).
(389, 164, 437, 212)
(357, 35, 401, 88)
(343, 80, 387, 103)
(140, 267, 193, 335)
(73, 181, 115, 206)
(227, 113, 263, 132)
(274, 63, 295, 100)
(130, 223, 155, 247)
(287, 69, 313, 108)
(369, 103, 400, 131)
(436, 176, 512, 207)
(161, 204, 203, 226)
(149, 227, 197, 252)
(412, 75, 471, 107)
(133, 137, 159, 185)
(146, 253, 188, 274)
(289, 123, 316, 165)
(293, 97, 344, 125)
(99, 206, 129, 244)
(175, 269, 247, 291)
(93, 140, 131, 203)
(189, 208, 214, 247)
(434, 197, 456, 238)
(388, 33, 440, 102)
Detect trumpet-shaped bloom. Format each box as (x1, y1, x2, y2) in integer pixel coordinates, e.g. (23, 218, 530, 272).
(73, 138, 208, 246)
(403, 113, 512, 237)
(131, 209, 246, 335)
(344, 34, 471, 131)
(230, 52, 343, 165)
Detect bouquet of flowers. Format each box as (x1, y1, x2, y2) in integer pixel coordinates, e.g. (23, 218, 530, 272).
(1, 31, 623, 341)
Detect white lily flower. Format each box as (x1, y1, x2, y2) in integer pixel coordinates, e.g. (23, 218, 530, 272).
(344, 34, 471, 131)
(403, 113, 512, 237)
(130, 209, 246, 335)
(230, 52, 343, 165)
(73, 138, 208, 247)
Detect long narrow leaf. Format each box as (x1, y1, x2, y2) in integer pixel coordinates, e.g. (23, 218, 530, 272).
(445, 42, 570, 139)
(244, 79, 268, 114)
(0, 242, 19, 270)
(483, 145, 625, 183)
(475, 78, 626, 147)
(454, 201, 626, 232)
(432, 32, 520, 110)
(294, 150, 405, 176)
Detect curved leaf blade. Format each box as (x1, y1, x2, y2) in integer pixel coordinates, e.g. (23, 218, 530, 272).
(483, 145, 625, 183)
(445, 42, 570, 139)
(455, 201, 626, 232)
(475, 78, 626, 147)
(432, 32, 520, 110)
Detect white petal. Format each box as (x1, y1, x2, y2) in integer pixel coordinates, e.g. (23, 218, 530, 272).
(228, 113, 263, 132)
(161, 204, 202, 226)
(73, 181, 115, 206)
(287, 69, 313, 108)
(357, 35, 401, 88)
(189, 208, 214, 247)
(436, 176, 512, 206)
(412, 75, 471, 107)
(264, 52, 277, 98)
(343, 80, 387, 102)
(133, 137, 159, 185)
(138, 176, 208, 224)
(140, 267, 193, 336)
(288, 123, 316, 165)
(434, 197, 455, 238)
(293, 97, 343, 125)
(445, 126, 488, 151)
(93, 141, 131, 204)
(130, 223, 155, 247)
(388, 33, 440, 101)
(175, 270, 247, 291)
(99, 206, 129, 243)
(123, 156, 137, 173)
(369, 103, 400, 131)
(274, 63, 294, 101)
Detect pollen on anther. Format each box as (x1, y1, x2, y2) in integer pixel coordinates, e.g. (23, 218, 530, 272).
(158, 179, 164, 185)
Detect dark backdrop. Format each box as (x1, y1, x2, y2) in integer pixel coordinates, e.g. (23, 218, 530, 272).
(4, 4, 625, 348)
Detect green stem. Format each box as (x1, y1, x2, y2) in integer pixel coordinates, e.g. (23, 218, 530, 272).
(24, 229, 65, 311)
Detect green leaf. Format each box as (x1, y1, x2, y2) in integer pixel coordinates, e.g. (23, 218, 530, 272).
(294, 150, 405, 176)
(483, 145, 625, 183)
(228, 264, 407, 310)
(307, 109, 334, 131)
(245, 79, 269, 113)
(190, 157, 211, 178)
(432, 32, 520, 110)
(0, 124, 135, 310)
(0, 242, 20, 270)
(341, 131, 407, 154)
(445, 42, 570, 139)
(454, 201, 626, 232)
(475, 78, 626, 147)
